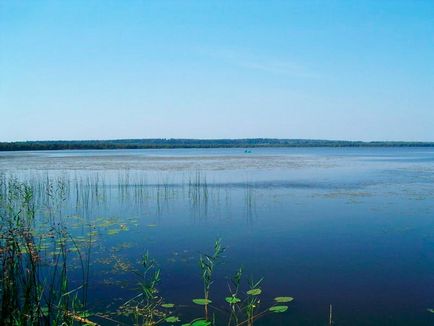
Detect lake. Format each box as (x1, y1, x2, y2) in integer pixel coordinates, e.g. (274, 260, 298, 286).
(1, 147, 434, 325)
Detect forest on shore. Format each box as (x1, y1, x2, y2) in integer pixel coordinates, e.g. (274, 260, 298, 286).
(1, 138, 434, 151)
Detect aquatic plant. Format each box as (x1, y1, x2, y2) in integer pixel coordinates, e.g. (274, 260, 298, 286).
(221, 269, 294, 326)
(183, 240, 293, 326)
(0, 174, 295, 326)
(0, 177, 92, 325)
(193, 238, 225, 321)
(119, 251, 180, 326)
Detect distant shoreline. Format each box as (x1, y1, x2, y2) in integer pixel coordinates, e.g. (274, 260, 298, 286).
(1, 138, 434, 152)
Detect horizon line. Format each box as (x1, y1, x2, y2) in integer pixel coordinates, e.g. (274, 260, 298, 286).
(1, 137, 434, 144)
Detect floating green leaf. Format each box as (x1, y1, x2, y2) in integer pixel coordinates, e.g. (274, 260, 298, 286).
(107, 229, 120, 235)
(161, 303, 175, 308)
(247, 288, 262, 296)
(274, 296, 294, 303)
(165, 316, 180, 322)
(192, 298, 212, 305)
(427, 308, 434, 313)
(269, 305, 288, 313)
(225, 296, 241, 304)
(191, 320, 211, 326)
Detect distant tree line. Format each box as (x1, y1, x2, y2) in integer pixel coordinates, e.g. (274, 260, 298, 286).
(0, 138, 433, 151)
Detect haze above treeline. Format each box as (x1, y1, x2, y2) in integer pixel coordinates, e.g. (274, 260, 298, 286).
(1, 139, 434, 151)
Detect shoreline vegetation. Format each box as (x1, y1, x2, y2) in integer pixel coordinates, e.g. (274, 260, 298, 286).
(1, 138, 434, 152)
(0, 175, 294, 325)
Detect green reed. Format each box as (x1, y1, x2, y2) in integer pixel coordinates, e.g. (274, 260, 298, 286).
(0, 176, 93, 325)
(0, 173, 293, 326)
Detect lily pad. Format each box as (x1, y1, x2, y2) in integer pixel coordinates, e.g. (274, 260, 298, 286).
(191, 320, 211, 326)
(274, 296, 294, 303)
(162, 303, 175, 308)
(165, 316, 180, 322)
(192, 298, 212, 305)
(225, 296, 241, 304)
(269, 305, 288, 313)
(247, 288, 262, 296)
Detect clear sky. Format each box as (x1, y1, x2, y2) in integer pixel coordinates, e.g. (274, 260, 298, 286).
(1, 1, 433, 142)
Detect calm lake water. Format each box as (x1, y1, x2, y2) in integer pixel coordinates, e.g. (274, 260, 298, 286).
(1, 147, 434, 325)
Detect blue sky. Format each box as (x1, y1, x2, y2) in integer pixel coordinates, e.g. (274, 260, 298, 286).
(1, 0, 433, 141)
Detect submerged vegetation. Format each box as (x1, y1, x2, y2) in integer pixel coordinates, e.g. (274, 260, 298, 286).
(0, 174, 293, 325)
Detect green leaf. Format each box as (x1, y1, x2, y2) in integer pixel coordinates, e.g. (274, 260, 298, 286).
(269, 305, 288, 313)
(165, 316, 180, 322)
(191, 320, 211, 326)
(274, 296, 294, 303)
(225, 296, 241, 304)
(427, 308, 434, 313)
(192, 298, 212, 305)
(247, 288, 262, 296)
(161, 303, 175, 308)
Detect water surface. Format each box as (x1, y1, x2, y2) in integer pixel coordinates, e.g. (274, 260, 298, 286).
(1, 147, 434, 325)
